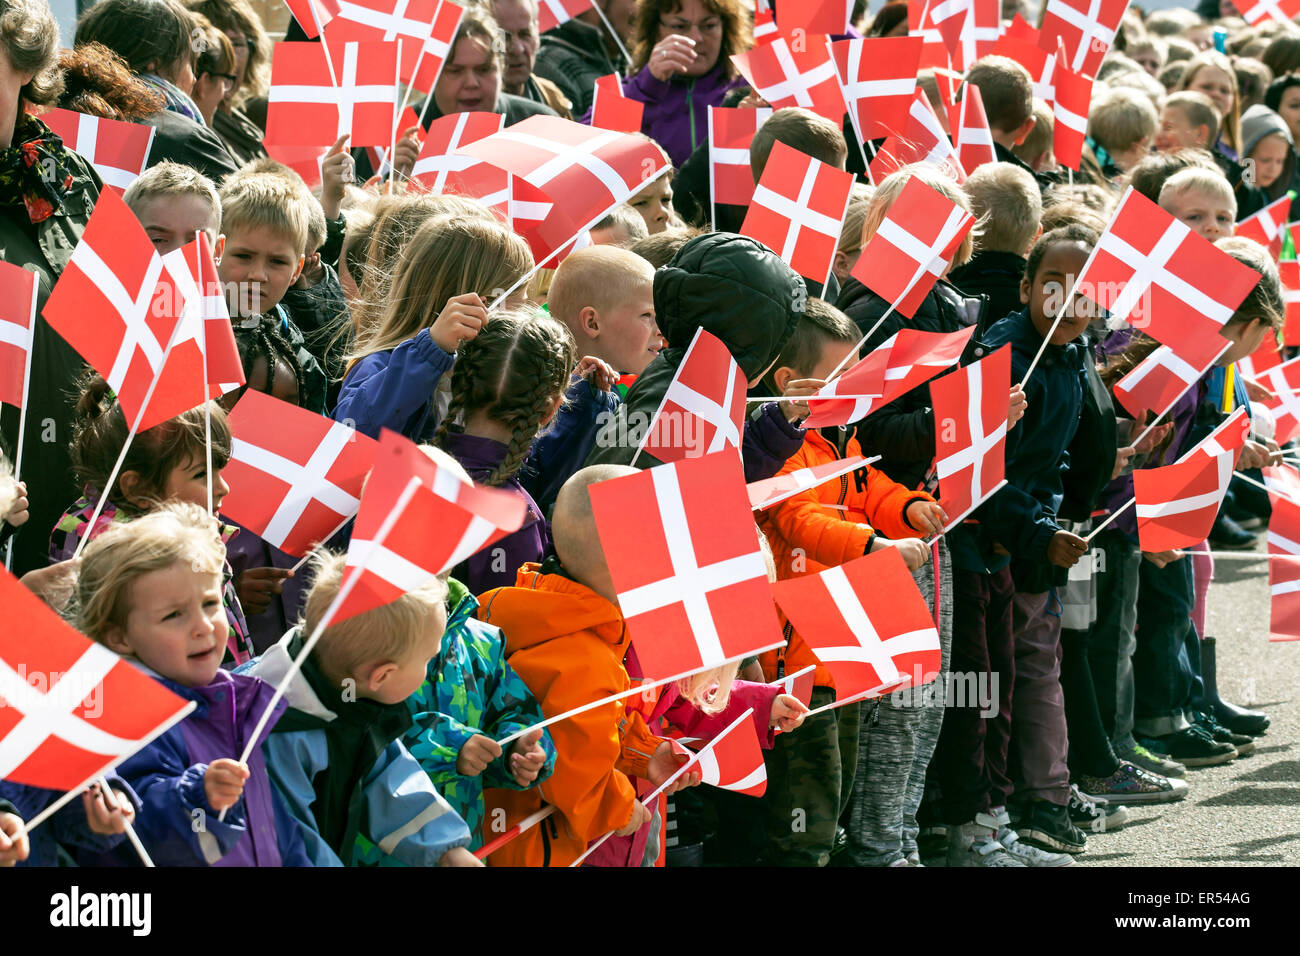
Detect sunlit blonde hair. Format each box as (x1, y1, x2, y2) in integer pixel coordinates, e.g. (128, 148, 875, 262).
(861, 165, 975, 270)
(1178, 51, 1243, 156)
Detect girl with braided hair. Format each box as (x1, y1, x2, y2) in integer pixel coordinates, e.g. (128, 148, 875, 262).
(224, 315, 309, 410)
(435, 310, 578, 596)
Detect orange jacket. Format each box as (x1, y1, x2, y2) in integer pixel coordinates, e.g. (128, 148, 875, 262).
(757, 429, 933, 688)
(478, 564, 661, 867)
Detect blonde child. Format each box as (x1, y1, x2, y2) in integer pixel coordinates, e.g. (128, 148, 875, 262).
(1087, 88, 1159, 176)
(1154, 91, 1219, 154)
(1157, 166, 1237, 242)
(1178, 51, 1244, 161)
(122, 160, 221, 254)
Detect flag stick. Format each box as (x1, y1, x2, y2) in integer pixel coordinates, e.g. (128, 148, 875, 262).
(197, 233, 213, 517)
(308, 0, 339, 87)
(475, 804, 555, 860)
(288, 513, 356, 573)
(1018, 228, 1111, 388)
(708, 107, 718, 234)
(389, 39, 404, 187)
(96, 776, 154, 867)
(766, 664, 816, 688)
(803, 686, 880, 718)
(1236, 469, 1300, 504)
(1084, 497, 1135, 543)
(590, 1, 633, 70)
(3, 271, 37, 572)
(569, 708, 754, 867)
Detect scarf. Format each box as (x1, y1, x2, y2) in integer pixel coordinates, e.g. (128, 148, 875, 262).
(0, 113, 77, 224)
(140, 73, 206, 126)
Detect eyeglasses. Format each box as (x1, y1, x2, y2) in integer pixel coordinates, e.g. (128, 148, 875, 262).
(662, 17, 722, 34)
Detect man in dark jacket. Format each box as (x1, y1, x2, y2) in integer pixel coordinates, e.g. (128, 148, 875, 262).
(534, 1, 633, 116)
(585, 233, 805, 482)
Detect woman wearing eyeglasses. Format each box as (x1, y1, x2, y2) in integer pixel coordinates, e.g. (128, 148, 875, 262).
(190, 13, 239, 129)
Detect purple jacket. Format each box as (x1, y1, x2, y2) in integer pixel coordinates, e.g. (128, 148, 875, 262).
(333, 328, 456, 442)
(619, 65, 747, 167)
(225, 523, 309, 656)
(440, 431, 552, 596)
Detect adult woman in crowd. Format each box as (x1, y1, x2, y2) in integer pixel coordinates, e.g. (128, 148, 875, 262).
(189, 13, 238, 129)
(187, 0, 270, 165)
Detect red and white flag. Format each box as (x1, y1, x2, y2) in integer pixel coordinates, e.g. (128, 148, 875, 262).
(161, 232, 246, 399)
(990, 32, 1055, 105)
(1112, 340, 1229, 421)
(285, 0, 338, 37)
(933, 345, 1010, 529)
(747, 456, 867, 511)
(265, 40, 398, 148)
(1001, 12, 1040, 43)
(1231, 0, 1300, 27)
(1074, 187, 1262, 362)
(1265, 463, 1300, 501)
(41, 109, 154, 195)
(1268, 490, 1300, 554)
(740, 141, 854, 285)
(320, 0, 436, 85)
(753, 7, 778, 44)
(337, 429, 528, 622)
(777, 0, 852, 35)
(1258, 355, 1300, 444)
(708, 106, 772, 208)
(263, 142, 328, 190)
(0, 261, 36, 411)
(1052, 50, 1092, 171)
(830, 36, 922, 143)
(0, 567, 194, 792)
(1280, 260, 1300, 346)
(730, 35, 847, 125)
(850, 174, 975, 318)
(772, 547, 941, 700)
(1132, 447, 1234, 552)
(538, 0, 592, 32)
(410, 110, 504, 192)
(1269, 553, 1300, 641)
(949, 84, 996, 174)
(1179, 406, 1251, 466)
(769, 664, 817, 708)
(869, 88, 965, 185)
(412, 0, 465, 91)
(591, 73, 643, 133)
(220, 390, 379, 557)
(587, 449, 786, 682)
(1239, 331, 1282, 380)
(911, 0, 999, 72)
(689, 712, 767, 797)
(1234, 194, 1291, 259)
(1039, 0, 1130, 77)
(637, 328, 745, 465)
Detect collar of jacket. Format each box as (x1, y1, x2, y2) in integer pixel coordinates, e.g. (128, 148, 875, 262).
(438, 430, 508, 476)
(546, 16, 626, 68)
(1002, 308, 1079, 367)
(445, 576, 478, 635)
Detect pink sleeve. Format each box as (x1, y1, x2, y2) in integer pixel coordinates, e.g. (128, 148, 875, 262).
(662, 680, 779, 749)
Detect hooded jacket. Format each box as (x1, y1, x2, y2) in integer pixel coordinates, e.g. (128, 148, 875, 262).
(1241, 104, 1300, 212)
(617, 64, 747, 167)
(585, 233, 805, 480)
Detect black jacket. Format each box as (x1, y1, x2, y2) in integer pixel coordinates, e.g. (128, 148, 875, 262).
(948, 250, 1027, 328)
(143, 109, 240, 185)
(534, 18, 628, 117)
(211, 107, 268, 168)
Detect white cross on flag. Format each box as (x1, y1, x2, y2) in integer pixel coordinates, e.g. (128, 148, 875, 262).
(1281, 260, 1300, 346)
(637, 327, 746, 465)
(686, 710, 767, 797)
(949, 84, 996, 174)
(0, 566, 194, 792)
(1232, 0, 1300, 27)
(1258, 354, 1300, 444)
(161, 231, 247, 400)
(772, 547, 941, 700)
(730, 35, 847, 125)
(1265, 463, 1300, 501)
(869, 88, 966, 185)
(265, 40, 398, 148)
(0, 260, 36, 411)
(538, 0, 593, 32)
(910, 0, 998, 72)
(1234, 194, 1291, 259)
(1052, 47, 1092, 171)
(1267, 487, 1300, 555)
(850, 174, 975, 318)
(1179, 406, 1251, 466)
(220, 390, 379, 557)
(747, 455, 868, 511)
(337, 429, 528, 623)
(1240, 332, 1282, 380)
(591, 73, 644, 134)
(41, 108, 155, 195)
(1269, 554, 1300, 642)
(1112, 340, 1229, 421)
(990, 31, 1055, 106)
(932, 344, 1010, 530)
(753, 7, 778, 44)
(321, 0, 436, 86)
(830, 36, 922, 143)
(708, 106, 772, 208)
(1132, 447, 1234, 552)
(410, 110, 504, 192)
(1039, 0, 1130, 77)
(740, 141, 854, 286)
(587, 449, 786, 682)
(412, 0, 465, 91)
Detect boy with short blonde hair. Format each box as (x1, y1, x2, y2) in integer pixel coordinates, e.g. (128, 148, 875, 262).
(1013, 99, 1055, 172)
(1156, 91, 1220, 153)
(966, 56, 1036, 153)
(950, 162, 1044, 321)
(1158, 166, 1237, 241)
(1088, 88, 1159, 173)
(123, 160, 221, 254)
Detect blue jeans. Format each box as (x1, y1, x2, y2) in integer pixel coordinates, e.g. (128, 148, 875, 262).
(1133, 555, 1204, 738)
(1089, 531, 1140, 751)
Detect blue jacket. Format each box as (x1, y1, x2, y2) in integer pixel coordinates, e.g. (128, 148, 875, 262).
(522, 375, 621, 516)
(333, 328, 456, 441)
(0, 777, 140, 867)
(243, 631, 473, 866)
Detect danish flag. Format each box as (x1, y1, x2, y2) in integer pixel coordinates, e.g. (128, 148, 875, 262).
(777, 0, 853, 35)
(1002, 12, 1040, 43)
(851, 175, 975, 319)
(770, 664, 816, 708)
(1053, 49, 1093, 171)
(0, 567, 194, 792)
(1269, 554, 1300, 642)
(320, 0, 435, 85)
(0, 261, 36, 411)
(1257, 355, 1300, 444)
(910, 0, 999, 72)
(1179, 407, 1251, 467)
(740, 141, 854, 285)
(1112, 340, 1229, 421)
(220, 391, 379, 557)
(41, 109, 154, 195)
(1074, 187, 1262, 363)
(1268, 489, 1300, 555)
(830, 36, 922, 143)
(636, 328, 745, 465)
(538, 0, 593, 32)
(730, 35, 847, 125)
(265, 40, 398, 148)
(990, 33, 1055, 105)
(160, 231, 246, 400)
(1240, 330, 1282, 380)
(591, 73, 644, 134)
(410, 111, 504, 192)
(869, 88, 966, 185)
(587, 449, 786, 682)
(286, 0, 338, 38)
(1235, 194, 1291, 259)
(1133, 447, 1234, 552)
(1281, 260, 1300, 346)
(1039, 0, 1130, 77)
(412, 0, 465, 91)
(753, 8, 778, 44)
(1265, 463, 1300, 502)
(949, 84, 996, 173)
(1231, 0, 1300, 27)
(708, 106, 772, 208)
(337, 429, 528, 623)
(933, 345, 1010, 529)
(747, 456, 868, 511)
(688, 710, 767, 797)
(772, 547, 941, 700)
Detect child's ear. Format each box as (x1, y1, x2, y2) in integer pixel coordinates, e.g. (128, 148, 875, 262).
(117, 470, 148, 510)
(539, 392, 564, 427)
(364, 661, 397, 695)
(101, 627, 133, 658)
(831, 249, 850, 281)
(291, 254, 305, 284)
(1197, 125, 1211, 147)
(1020, 276, 1032, 306)
(214, 235, 225, 263)
(772, 365, 796, 393)
(579, 306, 600, 339)
(1012, 116, 1037, 147)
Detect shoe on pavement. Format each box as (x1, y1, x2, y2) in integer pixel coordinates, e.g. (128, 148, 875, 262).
(1117, 743, 1186, 778)
(1192, 712, 1256, 756)
(1067, 784, 1129, 832)
(997, 826, 1074, 866)
(1155, 725, 1237, 767)
(946, 821, 1025, 867)
(1077, 763, 1189, 805)
(1208, 513, 1257, 549)
(1016, 799, 1087, 854)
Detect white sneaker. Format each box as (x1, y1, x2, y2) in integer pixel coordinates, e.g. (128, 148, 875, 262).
(946, 821, 1026, 867)
(997, 827, 1074, 867)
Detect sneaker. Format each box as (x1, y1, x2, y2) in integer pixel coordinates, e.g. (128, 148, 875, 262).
(1067, 784, 1129, 832)
(1016, 799, 1087, 854)
(1209, 513, 1257, 549)
(946, 821, 1025, 867)
(1077, 763, 1189, 805)
(1192, 712, 1256, 757)
(997, 826, 1074, 866)
(906, 850, 923, 867)
(888, 855, 923, 867)
(1117, 743, 1186, 778)
(1156, 725, 1237, 767)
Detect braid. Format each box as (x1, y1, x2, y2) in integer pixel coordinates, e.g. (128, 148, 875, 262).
(234, 316, 308, 406)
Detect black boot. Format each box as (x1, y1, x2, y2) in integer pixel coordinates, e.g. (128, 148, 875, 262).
(1199, 636, 1270, 737)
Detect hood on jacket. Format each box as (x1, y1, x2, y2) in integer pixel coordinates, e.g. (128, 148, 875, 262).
(477, 564, 626, 651)
(1241, 104, 1297, 200)
(654, 233, 804, 381)
(240, 629, 337, 722)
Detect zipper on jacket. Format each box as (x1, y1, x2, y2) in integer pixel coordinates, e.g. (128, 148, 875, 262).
(687, 77, 698, 153)
(837, 474, 849, 508)
(542, 816, 556, 867)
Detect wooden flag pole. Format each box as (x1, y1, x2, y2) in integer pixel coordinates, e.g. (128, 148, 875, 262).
(475, 804, 555, 860)
(95, 776, 154, 867)
(590, 1, 633, 70)
(3, 270, 37, 571)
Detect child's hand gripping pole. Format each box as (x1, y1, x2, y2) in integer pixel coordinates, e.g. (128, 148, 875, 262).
(92, 776, 153, 867)
(474, 804, 556, 861)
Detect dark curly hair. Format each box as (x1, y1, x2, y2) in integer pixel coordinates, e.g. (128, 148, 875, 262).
(56, 43, 166, 120)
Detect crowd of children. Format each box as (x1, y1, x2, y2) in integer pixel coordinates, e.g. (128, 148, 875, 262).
(2, 0, 1296, 869)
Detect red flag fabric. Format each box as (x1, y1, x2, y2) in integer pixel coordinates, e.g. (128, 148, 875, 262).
(637, 328, 745, 464)
(798, 355, 887, 430)
(1052, 52, 1092, 171)
(1179, 407, 1250, 466)
(690, 712, 767, 796)
(591, 73, 644, 134)
(708, 106, 772, 208)
(0, 567, 194, 791)
(1240, 331, 1282, 380)
(730, 35, 847, 124)
(850, 174, 975, 318)
(1281, 260, 1300, 345)
(1133, 448, 1234, 551)
(1232, 0, 1300, 27)
(949, 84, 997, 174)
(263, 143, 327, 189)
(285, 0, 338, 38)
(869, 88, 966, 185)
(1039, 0, 1129, 77)
(991, 33, 1053, 103)
(830, 36, 922, 143)
(0, 261, 36, 410)
(1258, 355, 1300, 444)
(933, 345, 1010, 528)
(412, 0, 465, 91)
(740, 141, 854, 284)
(537, 0, 593, 32)
(320, 0, 437, 85)
(1002, 12, 1040, 43)
(1269, 553, 1300, 641)
(771, 665, 816, 708)
(265, 40, 398, 148)
(753, 8, 778, 44)
(1112, 341, 1229, 421)
(363, 105, 419, 177)
(221, 390, 379, 557)
(1265, 463, 1300, 501)
(747, 455, 867, 511)
(1235, 194, 1291, 259)
(587, 449, 786, 682)
(337, 429, 528, 623)
(777, 0, 852, 36)
(41, 109, 155, 195)
(1268, 489, 1300, 555)
(162, 232, 246, 399)
(410, 111, 504, 192)
(910, 0, 998, 72)
(772, 547, 941, 699)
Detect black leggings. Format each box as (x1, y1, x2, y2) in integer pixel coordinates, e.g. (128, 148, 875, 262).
(1061, 626, 1122, 779)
